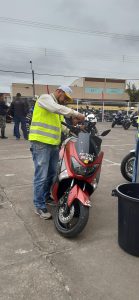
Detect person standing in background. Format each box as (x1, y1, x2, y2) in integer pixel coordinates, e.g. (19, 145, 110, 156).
(10, 93, 29, 140)
(0, 93, 8, 139)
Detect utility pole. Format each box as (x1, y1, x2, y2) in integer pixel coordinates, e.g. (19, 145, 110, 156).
(102, 78, 106, 122)
(30, 60, 35, 99)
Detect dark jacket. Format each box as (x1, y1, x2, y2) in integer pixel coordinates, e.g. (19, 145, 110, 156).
(10, 98, 29, 117)
(0, 100, 8, 116)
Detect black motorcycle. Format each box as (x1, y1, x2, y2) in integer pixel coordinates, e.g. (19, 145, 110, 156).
(111, 112, 127, 128)
(123, 112, 138, 130)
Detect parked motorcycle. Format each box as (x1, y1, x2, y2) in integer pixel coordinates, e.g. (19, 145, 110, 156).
(120, 150, 135, 182)
(123, 112, 138, 130)
(52, 121, 110, 238)
(111, 111, 126, 128)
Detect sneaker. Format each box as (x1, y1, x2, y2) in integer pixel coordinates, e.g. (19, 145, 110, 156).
(35, 208, 52, 220)
(46, 196, 55, 206)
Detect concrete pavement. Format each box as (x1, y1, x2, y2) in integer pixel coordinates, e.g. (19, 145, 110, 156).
(0, 123, 139, 300)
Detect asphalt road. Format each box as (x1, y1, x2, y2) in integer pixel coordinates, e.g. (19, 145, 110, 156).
(0, 122, 138, 300)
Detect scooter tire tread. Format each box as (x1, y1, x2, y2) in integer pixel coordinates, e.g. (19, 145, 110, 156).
(54, 201, 89, 238)
(120, 152, 135, 182)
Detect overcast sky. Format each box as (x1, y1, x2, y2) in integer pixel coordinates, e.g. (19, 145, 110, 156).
(0, 0, 139, 92)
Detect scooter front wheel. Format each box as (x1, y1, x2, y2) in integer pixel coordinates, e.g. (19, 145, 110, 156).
(54, 199, 89, 238)
(120, 152, 135, 182)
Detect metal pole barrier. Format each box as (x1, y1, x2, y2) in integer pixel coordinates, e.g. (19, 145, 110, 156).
(102, 101, 104, 122)
(127, 101, 129, 116)
(77, 99, 79, 112)
(102, 78, 106, 122)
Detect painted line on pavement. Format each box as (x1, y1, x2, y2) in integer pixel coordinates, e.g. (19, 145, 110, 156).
(0, 155, 32, 160)
(5, 174, 15, 177)
(103, 143, 134, 147)
(104, 159, 120, 165)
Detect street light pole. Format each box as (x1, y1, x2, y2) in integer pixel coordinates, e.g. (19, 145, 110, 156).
(30, 60, 35, 99)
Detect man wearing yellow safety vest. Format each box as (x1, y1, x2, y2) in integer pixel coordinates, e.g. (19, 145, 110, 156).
(29, 85, 85, 220)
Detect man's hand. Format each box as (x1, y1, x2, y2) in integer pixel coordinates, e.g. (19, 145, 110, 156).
(78, 124, 85, 130)
(76, 113, 85, 122)
(72, 117, 80, 126)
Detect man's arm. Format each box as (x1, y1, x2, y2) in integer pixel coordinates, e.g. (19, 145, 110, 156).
(37, 94, 83, 120)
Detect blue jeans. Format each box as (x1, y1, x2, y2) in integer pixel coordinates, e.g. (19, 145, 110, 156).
(14, 116, 28, 139)
(30, 142, 59, 209)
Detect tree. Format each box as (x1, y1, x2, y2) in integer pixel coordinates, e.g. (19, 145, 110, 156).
(126, 83, 139, 102)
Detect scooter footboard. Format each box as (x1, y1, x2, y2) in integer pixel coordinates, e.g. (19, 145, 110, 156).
(67, 184, 91, 207)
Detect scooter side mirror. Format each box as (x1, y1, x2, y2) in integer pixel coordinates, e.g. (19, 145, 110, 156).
(101, 129, 111, 136)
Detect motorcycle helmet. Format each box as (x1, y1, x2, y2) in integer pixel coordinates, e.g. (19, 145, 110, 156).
(130, 107, 134, 111)
(86, 113, 97, 123)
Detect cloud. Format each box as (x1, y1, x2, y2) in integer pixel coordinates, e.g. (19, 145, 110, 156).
(0, 0, 139, 91)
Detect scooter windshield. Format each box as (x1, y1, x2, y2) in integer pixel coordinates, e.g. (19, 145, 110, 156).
(75, 132, 102, 161)
(75, 132, 90, 156)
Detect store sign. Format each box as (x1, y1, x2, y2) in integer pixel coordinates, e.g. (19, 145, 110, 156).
(85, 87, 124, 95)
(85, 88, 103, 94)
(106, 88, 124, 95)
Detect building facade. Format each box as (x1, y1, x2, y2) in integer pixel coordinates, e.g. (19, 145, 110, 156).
(71, 77, 129, 102)
(11, 77, 129, 103)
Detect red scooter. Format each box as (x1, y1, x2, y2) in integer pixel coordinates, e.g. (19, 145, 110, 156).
(52, 122, 110, 238)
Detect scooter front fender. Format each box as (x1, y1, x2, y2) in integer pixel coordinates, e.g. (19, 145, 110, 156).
(67, 184, 91, 207)
(130, 149, 135, 153)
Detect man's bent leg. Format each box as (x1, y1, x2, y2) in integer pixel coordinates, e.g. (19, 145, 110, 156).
(44, 145, 59, 200)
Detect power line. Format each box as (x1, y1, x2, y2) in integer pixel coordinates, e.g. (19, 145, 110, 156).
(1, 16, 139, 41)
(36, 72, 80, 78)
(1, 43, 139, 65)
(0, 68, 79, 77)
(0, 68, 139, 81)
(1, 48, 139, 66)
(0, 69, 31, 74)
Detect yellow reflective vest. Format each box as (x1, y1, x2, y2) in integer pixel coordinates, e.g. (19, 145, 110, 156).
(29, 101, 64, 145)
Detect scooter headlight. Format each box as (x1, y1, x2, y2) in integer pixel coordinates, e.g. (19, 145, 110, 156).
(71, 157, 99, 177)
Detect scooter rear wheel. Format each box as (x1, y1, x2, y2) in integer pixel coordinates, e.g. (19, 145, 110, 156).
(54, 199, 89, 238)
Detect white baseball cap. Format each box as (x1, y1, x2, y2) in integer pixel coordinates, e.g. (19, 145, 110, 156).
(58, 85, 73, 102)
